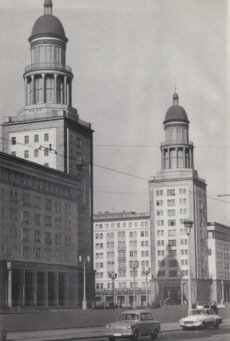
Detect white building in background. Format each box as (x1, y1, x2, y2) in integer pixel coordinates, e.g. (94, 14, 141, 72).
(93, 211, 151, 307)
(207, 222, 230, 302)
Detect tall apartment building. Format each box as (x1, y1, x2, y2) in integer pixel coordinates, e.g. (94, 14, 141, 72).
(149, 92, 210, 305)
(93, 212, 151, 307)
(1, 0, 94, 308)
(207, 222, 230, 302)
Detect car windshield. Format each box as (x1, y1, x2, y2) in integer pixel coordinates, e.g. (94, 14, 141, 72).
(190, 310, 206, 315)
(118, 313, 139, 321)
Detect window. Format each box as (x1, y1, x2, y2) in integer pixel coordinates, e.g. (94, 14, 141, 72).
(34, 149, 39, 157)
(44, 133, 49, 141)
(46, 76, 54, 103)
(169, 259, 177, 267)
(11, 151, 16, 156)
(168, 219, 176, 226)
(34, 134, 39, 143)
(45, 215, 52, 227)
(45, 232, 52, 244)
(169, 250, 177, 257)
(45, 199, 52, 211)
(168, 229, 176, 237)
(34, 213, 41, 225)
(156, 200, 163, 206)
(34, 248, 40, 260)
(169, 270, 178, 277)
(23, 246, 29, 259)
(157, 270, 165, 277)
(11, 137, 16, 145)
(24, 150, 29, 158)
(24, 136, 29, 144)
(167, 189, 175, 196)
(44, 148, 49, 156)
(35, 77, 43, 103)
(167, 199, 175, 206)
(34, 196, 41, 208)
(22, 211, 30, 224)
(168, 239, 176, 246)
(34, 230, 41, 243)
(168, 209, 175, 216)
(23, 228, 30, 241)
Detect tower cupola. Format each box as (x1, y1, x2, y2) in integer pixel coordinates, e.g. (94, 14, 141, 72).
(160, 92, 194, 170)
(24, 0, 73, 108)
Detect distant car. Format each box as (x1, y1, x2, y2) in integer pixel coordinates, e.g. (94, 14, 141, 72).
(179, 308, 222, 330)
(106, 309, 160, 341)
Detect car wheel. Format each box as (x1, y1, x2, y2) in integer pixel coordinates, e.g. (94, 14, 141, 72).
(131, 330, 139, 341)
(151, 328, 158, 339)
(108, 337, 115, 341)
(214, 322, 219, 329)
(200, 322, 205, 330)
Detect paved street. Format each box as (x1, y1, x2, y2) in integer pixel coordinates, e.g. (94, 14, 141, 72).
(4, 320, 230, 341)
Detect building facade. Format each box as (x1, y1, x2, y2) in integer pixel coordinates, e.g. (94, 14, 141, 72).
(207, 222, 230, 302)
(93, 212, 151, 307)
(1, 0, 94, 308)
(149, 93, 210, 306)
(0, 152, 95, 308)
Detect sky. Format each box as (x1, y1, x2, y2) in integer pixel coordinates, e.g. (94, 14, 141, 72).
(0, 0, 229, 225)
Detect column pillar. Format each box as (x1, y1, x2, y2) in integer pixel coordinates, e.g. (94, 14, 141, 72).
(24, 77, 28, 106)
(168, 148, 171, 169)
(161, 150, 163, 169)
(7, 266, 12, 307)
(188, 149, 191, 168)
(69, 81, 72, 106)
(44, 272, 48, 306)
(54, 272, 59, 306)
(42, 74, 45, 103)
(176, 147, 178, 168)
(54, 74, 57, 104)
(33, 271, 37, 306)
(64, 76, 67, 105)
(31, 75, 35, 104)
(183, 148, 186, 168)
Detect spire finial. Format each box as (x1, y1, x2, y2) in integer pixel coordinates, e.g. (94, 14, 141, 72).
(44, 0, 53, 15)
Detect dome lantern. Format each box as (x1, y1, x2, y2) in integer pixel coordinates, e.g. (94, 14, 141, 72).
(44, 0, 53, 14)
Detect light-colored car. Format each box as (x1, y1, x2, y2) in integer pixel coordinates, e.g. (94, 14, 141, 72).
(179, 308, 222, 330)
(106, 309, 160, 341)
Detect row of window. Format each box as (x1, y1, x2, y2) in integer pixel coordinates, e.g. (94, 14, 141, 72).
(156, 188, 187, 196)
(94, 221, 149, 229)
(156, 198, 187, 206)
(157, 239, 187, 247)
(157, 269, 188, 277)
(156, 209, 187, 217)
(20, 229, 71, 246)
(2, 191, 71, 213)
(95, 231, 149, 240)
(157, 259, 188, 267)
(11, 133, 49, 145)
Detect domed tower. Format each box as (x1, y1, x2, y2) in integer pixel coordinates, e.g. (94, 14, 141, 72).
(161, 92, 194, 170)
(24, 0, 72, 107)
(149, 92, 209, 309)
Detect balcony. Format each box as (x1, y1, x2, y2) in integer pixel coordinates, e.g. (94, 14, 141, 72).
(161, 140, 193, 147)
(24, 63, 72, 74)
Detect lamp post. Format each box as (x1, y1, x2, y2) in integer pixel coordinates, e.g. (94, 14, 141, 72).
(129, 260, 139, 308)
(142, 267, 150, 307)
(183, 220, 193, 313)
(79, 255, 90, 310)
(109, 272, 117, 306)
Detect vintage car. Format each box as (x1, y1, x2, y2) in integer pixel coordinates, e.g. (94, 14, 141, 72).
(106, 309, 160, 341)
(179, 308, 222, 330)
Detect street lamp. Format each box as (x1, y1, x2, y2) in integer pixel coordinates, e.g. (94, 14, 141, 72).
(79, 255, 90, 310)
(142, 267, 150, 307)
(129, 260, 139, 308)
(109, 272, 117, 306)
(183, 220, 193, 313)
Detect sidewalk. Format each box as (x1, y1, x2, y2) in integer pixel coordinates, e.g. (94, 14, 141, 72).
(6, 320, 230, 341)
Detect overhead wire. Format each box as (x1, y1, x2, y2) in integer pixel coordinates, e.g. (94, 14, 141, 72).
(0, 136, 229, 205)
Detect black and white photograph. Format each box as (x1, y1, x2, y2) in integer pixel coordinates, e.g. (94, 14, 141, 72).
(0, 0, 229, 340)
